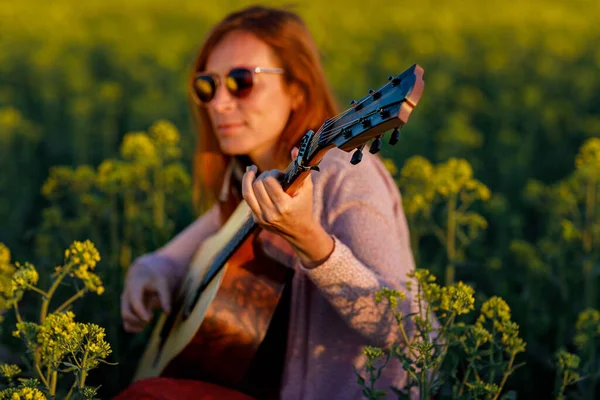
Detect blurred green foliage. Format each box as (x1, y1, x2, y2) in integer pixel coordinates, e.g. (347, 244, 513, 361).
(1, 0, 599, 398)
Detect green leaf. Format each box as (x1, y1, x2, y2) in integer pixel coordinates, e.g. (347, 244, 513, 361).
(62, 362, 79, 369)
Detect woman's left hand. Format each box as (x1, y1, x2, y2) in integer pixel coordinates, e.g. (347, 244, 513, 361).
(241, 148, 335, 268)
(241, 148, 315, 242)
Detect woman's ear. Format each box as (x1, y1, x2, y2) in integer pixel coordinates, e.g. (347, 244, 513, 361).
(289, 81, 305, 111)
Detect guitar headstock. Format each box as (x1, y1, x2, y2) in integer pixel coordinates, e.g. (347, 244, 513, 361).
(295, 64, 424, 169)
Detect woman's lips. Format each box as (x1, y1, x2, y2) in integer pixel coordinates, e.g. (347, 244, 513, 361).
(217, 122, 245, 135)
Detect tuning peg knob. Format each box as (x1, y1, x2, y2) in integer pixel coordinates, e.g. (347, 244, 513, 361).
(350, 100, 356, 105)
(368, 89, 381, 100)
(351, 146, 364, 165)
(369, 136, 383, 154)
(389, 128, 401, 145)
(388, 75, 393, 81)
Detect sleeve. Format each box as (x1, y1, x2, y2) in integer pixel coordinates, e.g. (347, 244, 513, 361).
(132, 204, 222, 289)
(297, 154, 419, 348)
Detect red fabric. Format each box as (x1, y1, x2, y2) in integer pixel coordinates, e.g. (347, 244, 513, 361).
(113, 378, 255, 400)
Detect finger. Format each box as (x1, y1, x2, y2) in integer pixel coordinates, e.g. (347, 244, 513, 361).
(128, 283, 152, 323)
(291, 147, 299, 160)
(253, 173, 277, 215)
(242, 166, 263, 219)
(155, 277, 172, 314)
(121, 295, 138, 324)
(261, 171, 290, 210)
(123, 319, 147, 333)
(121, 297, 146, 328)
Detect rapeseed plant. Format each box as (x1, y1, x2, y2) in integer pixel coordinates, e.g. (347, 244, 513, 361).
(0, 240, 114, 399)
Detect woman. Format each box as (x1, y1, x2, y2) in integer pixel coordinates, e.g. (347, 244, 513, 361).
(119, 5, 421, 400)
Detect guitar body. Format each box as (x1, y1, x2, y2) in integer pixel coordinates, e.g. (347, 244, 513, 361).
(134, 201, 291, 390)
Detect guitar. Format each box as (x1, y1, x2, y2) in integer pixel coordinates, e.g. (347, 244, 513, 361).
(133, 63, 425, 395)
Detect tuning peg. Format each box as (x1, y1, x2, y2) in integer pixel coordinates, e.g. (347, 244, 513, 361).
(368, 89, 381, 100)
(388, 75, 393, 81)
(378, 107, 390, 118)
(389, 128, 401, 145)
(341, 126, 352, 138)
(369, 135, 383, 154)
(350, 99, 363, 110)
(351, 145, 365, 165)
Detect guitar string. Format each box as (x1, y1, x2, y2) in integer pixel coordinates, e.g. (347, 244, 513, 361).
(306, 76, 404, 155)
(200, 76, 406, 289)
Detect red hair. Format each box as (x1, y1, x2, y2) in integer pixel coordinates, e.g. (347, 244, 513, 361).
(188, 5, 339, 220)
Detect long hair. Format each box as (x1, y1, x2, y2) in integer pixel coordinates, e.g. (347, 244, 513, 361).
(188, 5, 339, 221)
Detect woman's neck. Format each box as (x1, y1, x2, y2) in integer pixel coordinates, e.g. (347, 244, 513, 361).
(248, 146, 286, 173)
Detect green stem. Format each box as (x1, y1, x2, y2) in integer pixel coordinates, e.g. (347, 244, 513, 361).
(50, 370, 57, 396)
(583, 178, 596, 308)
(40, 265, 71, 323)
(64, 379, 78, 400)
(446, 194, 457, 285)
(420, 369, 428, 400)
(120, 191, 133, 270)
(34, 363, 50, 390)
(153, 164, 165, 230)
(12, 303, 23, 324)
(46, 365, 51, 393)
(410, 226, 422, 267)
(109, 193, 120, 269)
(24, 284, 49, 298)
(54, 289, 87, 314)
(79, 349, 89, 390)
(492, 352, 515, 400)
(489, 325, 496, 384)
(589, 338, 597, 400)
(458, 357, 476, 396)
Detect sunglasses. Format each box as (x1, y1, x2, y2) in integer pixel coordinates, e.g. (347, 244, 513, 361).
(192, 66, 285, 104)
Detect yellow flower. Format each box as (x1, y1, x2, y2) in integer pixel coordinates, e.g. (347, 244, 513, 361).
(555, 348, 580, 370)
(63, 241, 104, 294)
(363, 345, 384, 359)
(1, 387, 47, 400)
(499, 320, 526, 354)
(120, 132, 158, 165)
(0, 364, 21, 379)
(574, 308, 600, 349)
(149, 119, 180, 147)
(440, 281, 475, 315)
(0, 243, 10, 265)
(469, 325, 493, 347)
(11, 262, 39, 291)
(478, 296, 511, 323)
(575, 138, 600, 180)
(375, 287, 407, 308)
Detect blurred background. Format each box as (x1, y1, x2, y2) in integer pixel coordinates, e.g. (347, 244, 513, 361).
(1, 0, 599, 398)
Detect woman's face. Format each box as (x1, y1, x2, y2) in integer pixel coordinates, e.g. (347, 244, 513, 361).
(203, 30, 299, 169)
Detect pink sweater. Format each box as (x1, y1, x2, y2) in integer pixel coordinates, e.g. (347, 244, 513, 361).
(148, 148, 420, 399)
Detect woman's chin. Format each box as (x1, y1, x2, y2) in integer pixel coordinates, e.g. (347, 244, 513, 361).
(218, 141, 251, 156)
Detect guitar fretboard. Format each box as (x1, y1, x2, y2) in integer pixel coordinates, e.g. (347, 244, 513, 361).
(197, 215, 258, 293)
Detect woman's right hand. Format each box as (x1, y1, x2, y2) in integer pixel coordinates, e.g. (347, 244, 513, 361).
(121, 254, 177, 333)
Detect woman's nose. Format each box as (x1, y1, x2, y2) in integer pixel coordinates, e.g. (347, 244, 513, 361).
(210, 82, 235, 112)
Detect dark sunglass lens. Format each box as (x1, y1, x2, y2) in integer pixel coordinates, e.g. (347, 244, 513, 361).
(227, 68, 254, 98)
(194, 75, 216, 103)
